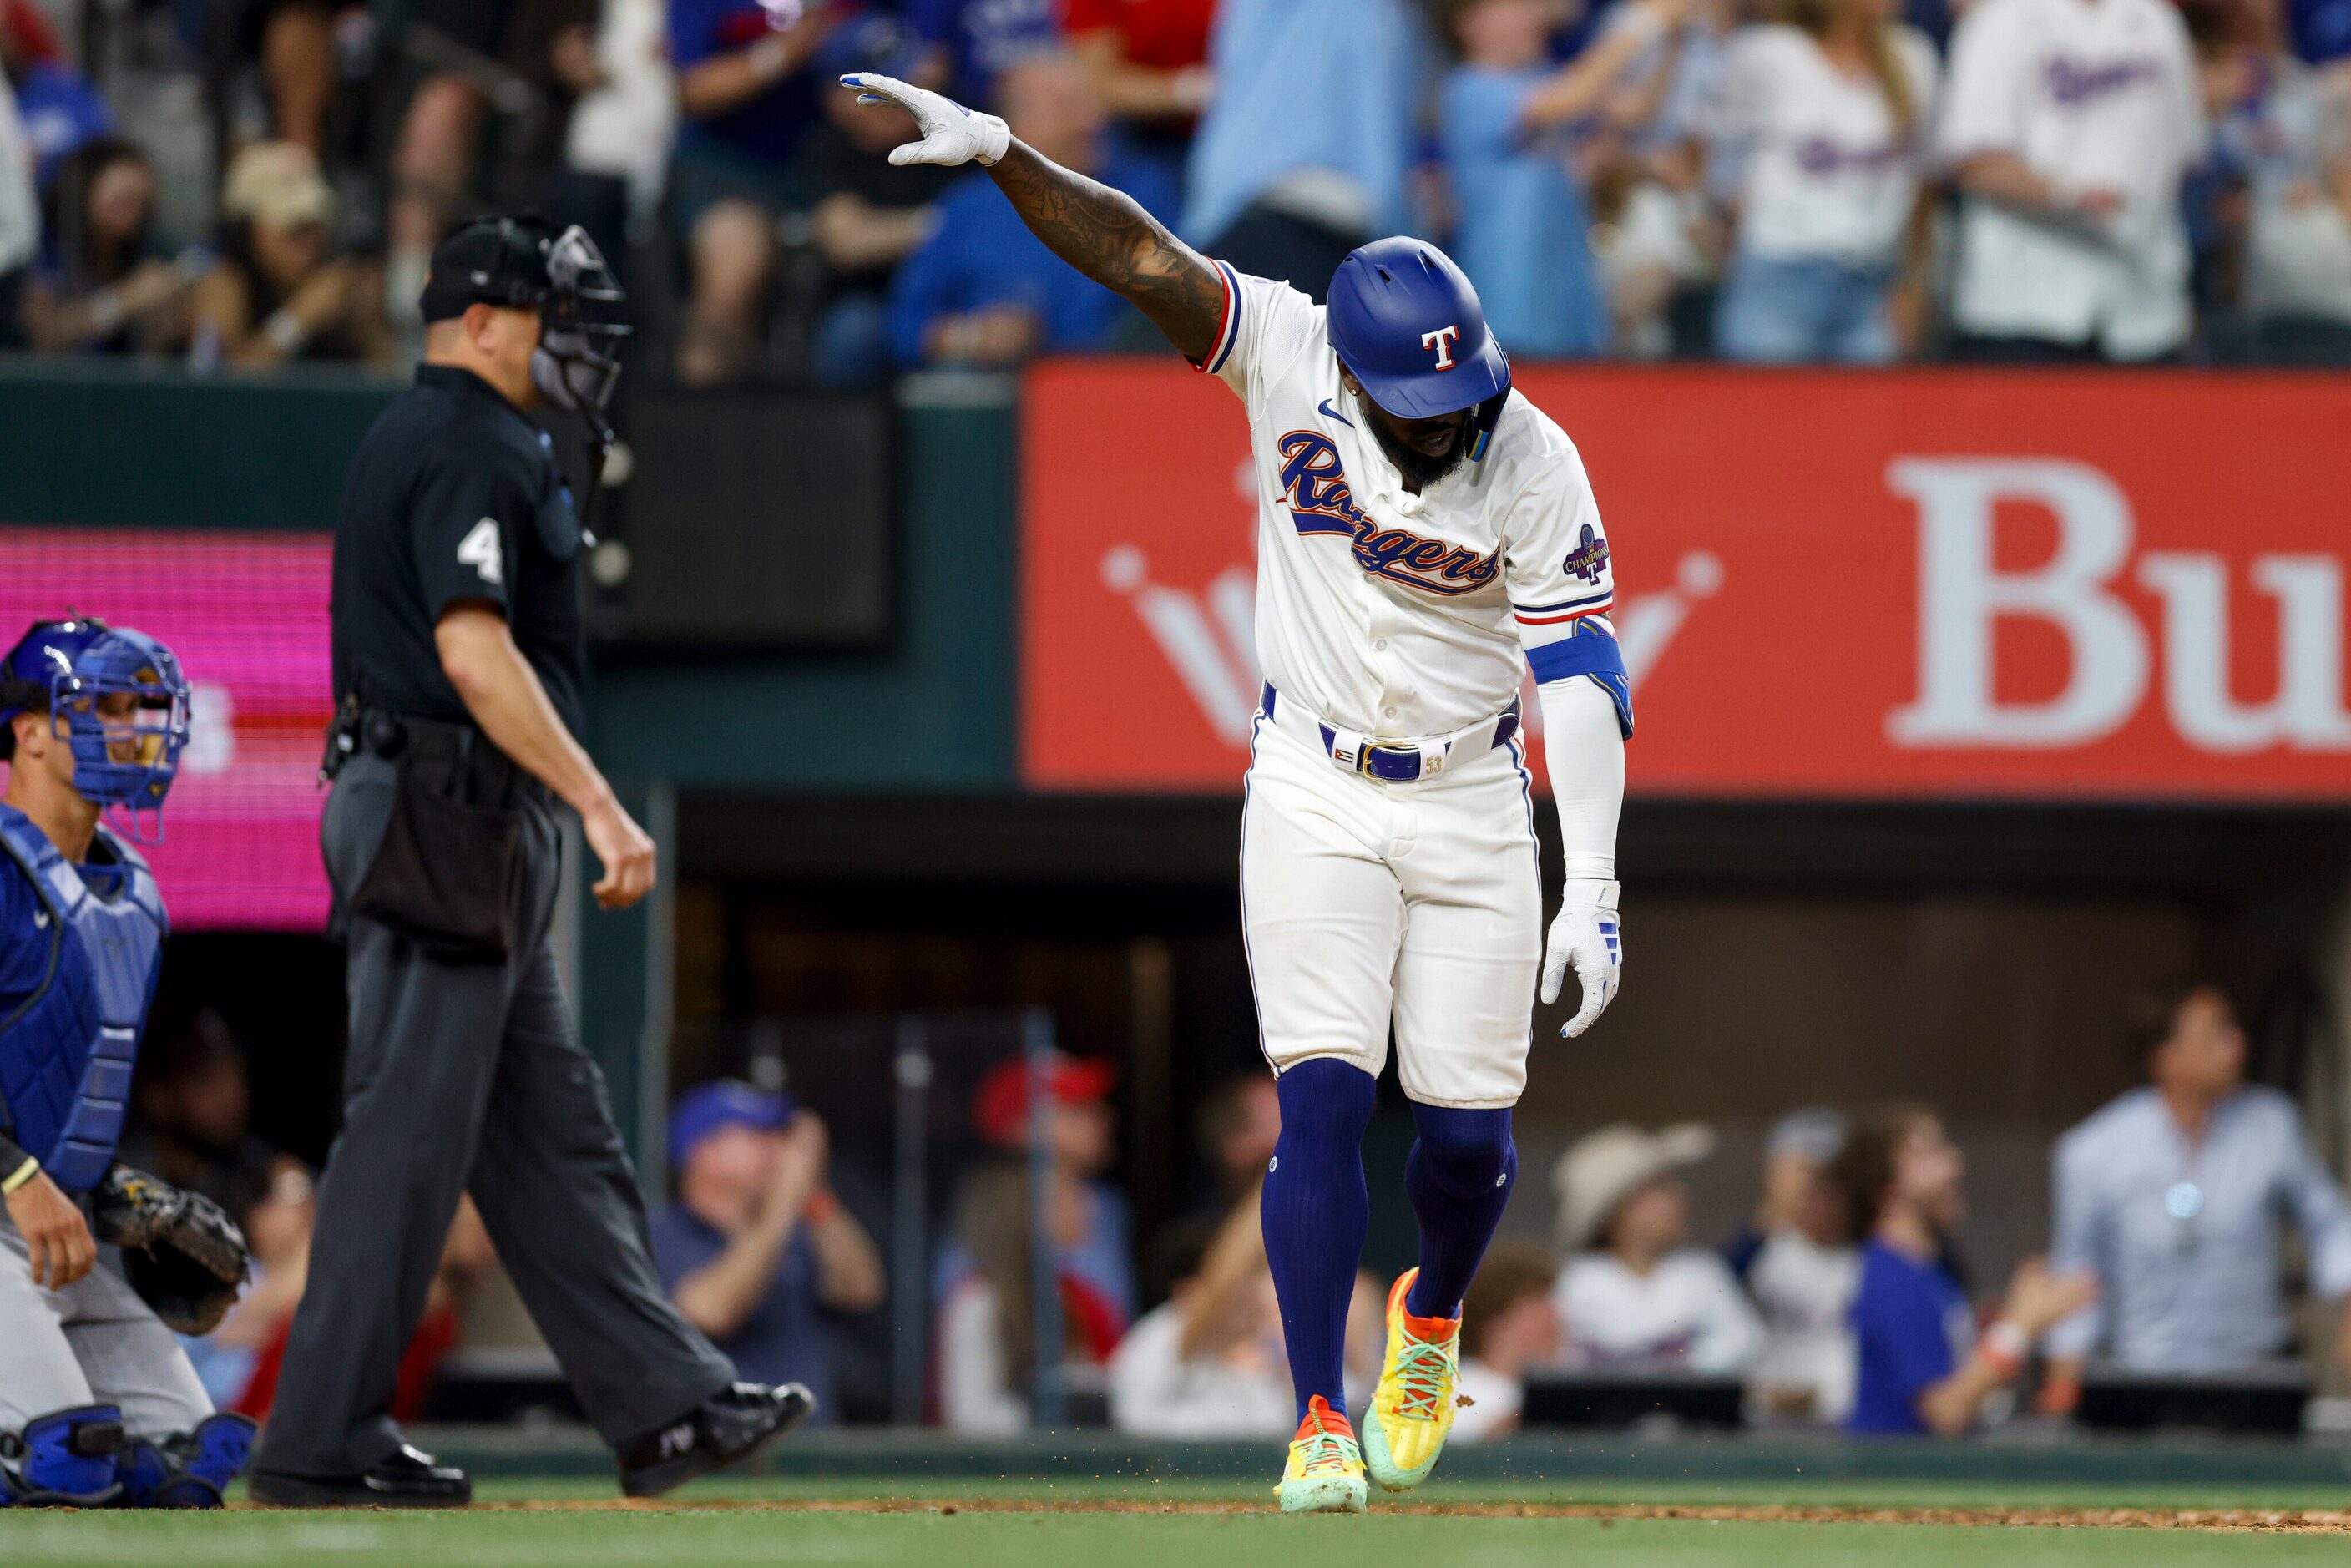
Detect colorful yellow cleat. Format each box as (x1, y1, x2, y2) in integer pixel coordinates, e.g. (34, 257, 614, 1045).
(1361, 1267, 1461, 1493)
(1276, 1395, 1368, 1515)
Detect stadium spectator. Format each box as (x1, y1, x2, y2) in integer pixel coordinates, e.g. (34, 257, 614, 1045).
(230, 1196, 499, 1423)
(650, 1081, 887, 1424)
(1833, 1105, 2096, 1435)
(1194, 1070, 1282, 1210)
(21, 138, 200, 357)
(907, 0, 1063, 109)
(1062, 0, 1215, 186)
(560, 0, 680, 255)
(888, 51, 1177, 367)
(1551, 1123, 1765, 1372)
(1723, 1109, 1860, 1424)
(119, 1009, 283, 1223)
(384, 0, 608, 341)
(177, 1158, 317, 1408)
(2208, 0, 2351, 362)
(1450, 1242, 1560, 1443)
(938, 1161, 1133, 1431)
(667, 0, 839, 385)
(1935, 0, 2208, 361)
(1703, 0, 1940, 362)
(2, 3, 111, 189)
(0, 66, 32, 346)
(215, 0, 341, 154)
(1181, 0, 1424, 301)
(797, 16, 955, 385)
(1590, 149, 1724, 354)
(188, 140, 395, 367)
(1108, 1192, 1297, 1438)
(2040, 982, 2351, 1406)
(1439, 0, 1690, 358)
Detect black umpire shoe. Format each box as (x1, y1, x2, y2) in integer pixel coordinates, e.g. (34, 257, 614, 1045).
(617, 1382, 816, 1499)
(248, 1444, 473, 1508)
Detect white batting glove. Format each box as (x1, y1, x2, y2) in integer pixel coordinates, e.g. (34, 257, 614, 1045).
(1540, 879, 1623, 1039)
(840, 71, 1010, 168)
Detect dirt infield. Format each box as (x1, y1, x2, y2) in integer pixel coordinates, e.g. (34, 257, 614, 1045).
(421, 1496, 2351, 1533)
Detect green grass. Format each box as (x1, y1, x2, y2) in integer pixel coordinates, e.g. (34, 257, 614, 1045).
(5, 1476, 2345, 1566)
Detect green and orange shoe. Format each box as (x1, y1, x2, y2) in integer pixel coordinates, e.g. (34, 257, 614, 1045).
(1275, 1396, 1368, 1515)
(1360, 1267, 1462, 1493)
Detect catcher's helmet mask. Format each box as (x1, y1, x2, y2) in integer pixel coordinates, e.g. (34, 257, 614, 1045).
(0, 617, 191, 845)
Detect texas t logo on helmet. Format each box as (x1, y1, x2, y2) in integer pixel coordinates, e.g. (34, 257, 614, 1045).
(1327, 240, 1510, 460)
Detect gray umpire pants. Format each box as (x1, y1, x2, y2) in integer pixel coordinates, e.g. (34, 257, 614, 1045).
(253, 749, 731, 1478)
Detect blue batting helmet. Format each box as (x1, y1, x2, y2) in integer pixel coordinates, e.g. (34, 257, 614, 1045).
(1327, 238, 1511, 450)
(0, 617, 192, 841)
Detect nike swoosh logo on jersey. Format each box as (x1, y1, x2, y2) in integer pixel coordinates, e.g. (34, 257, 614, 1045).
(33, 909, 50, 929)
(1316, 398, 1355, 429)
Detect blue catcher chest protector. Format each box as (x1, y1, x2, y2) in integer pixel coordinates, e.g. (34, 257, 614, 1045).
(0, 803, 169, 1192)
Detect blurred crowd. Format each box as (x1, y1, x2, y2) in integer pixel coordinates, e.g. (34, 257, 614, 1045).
(3, 0, 2348, 379)
(134, 974, 2351, 1436)
(920, 976, 2351, 1439)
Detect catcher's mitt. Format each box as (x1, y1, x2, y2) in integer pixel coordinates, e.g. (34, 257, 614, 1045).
(88, 1165, 250, 1334)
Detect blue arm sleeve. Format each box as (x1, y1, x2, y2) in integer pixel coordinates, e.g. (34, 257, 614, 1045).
(1529, 629, 1634, 740)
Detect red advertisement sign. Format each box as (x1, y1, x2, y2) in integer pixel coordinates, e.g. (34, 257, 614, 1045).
(1023, 362, 2351, 801)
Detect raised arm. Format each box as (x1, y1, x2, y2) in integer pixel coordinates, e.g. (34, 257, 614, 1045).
(841, 71, 1226, 362)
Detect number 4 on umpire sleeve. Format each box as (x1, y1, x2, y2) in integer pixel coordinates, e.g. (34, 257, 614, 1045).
(456, 518, 505, 587)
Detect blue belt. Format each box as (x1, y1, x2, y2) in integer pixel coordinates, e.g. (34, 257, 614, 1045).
(1261, 682, 1522, 784)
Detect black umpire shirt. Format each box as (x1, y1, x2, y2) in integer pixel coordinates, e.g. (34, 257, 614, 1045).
(331, 363, 588, 736)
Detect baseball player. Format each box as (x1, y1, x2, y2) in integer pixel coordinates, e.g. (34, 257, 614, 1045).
(0, 618, 257, 1508)
(844, 72, 1631, 1511)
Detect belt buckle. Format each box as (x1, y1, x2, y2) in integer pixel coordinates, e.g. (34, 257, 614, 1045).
(1358, 742, 1425, 784)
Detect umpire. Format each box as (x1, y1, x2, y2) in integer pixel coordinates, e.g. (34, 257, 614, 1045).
(249, 219, 811, 1508)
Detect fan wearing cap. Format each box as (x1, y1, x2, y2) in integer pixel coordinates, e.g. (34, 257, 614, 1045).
(254, 216, 812, 1508)
(936, 1052, 1136, 1433)
(842, 63, 1631, 1512)
(648, 1084, 885, 1424)
(188, 141, 394, 368)
(1550, 1124, 1763, 1375)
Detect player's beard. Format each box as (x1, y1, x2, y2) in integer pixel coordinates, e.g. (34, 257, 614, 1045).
(1363, 401, 1470, 490)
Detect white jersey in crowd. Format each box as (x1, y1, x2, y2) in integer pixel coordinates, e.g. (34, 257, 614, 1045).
(1706, 23, 1941, 267)
(1743, 1230, 1860, 1424)
(0, 75, 38, 278)
(1448, 1356, 1525, 1444)
(1555, 1249, 1765, 1374)
(1935, 0, 2207, 357)
(1105, 1301, 1296, 1439)
(1199, 263, 1623, 743)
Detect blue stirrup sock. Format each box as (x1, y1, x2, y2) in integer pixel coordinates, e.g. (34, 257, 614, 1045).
(1260, 1057, 1378, 1424)
(1402, 1103, 1517, 1320)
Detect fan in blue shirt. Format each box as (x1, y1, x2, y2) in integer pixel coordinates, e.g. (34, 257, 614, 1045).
(1837, 1107, 2096, 1436)
(649, 1083, 887, 1424)
(906, 0, 1064, 108)
(889, 53, 1177, 366)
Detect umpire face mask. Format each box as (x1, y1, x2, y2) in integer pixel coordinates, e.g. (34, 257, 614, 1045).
(529, 225, 629, 440)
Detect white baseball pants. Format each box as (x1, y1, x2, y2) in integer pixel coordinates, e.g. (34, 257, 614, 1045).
(0, 1210, 213, 1437)
(1240, 712, 1542, 1109)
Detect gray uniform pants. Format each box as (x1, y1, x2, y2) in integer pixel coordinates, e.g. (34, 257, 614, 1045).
(0, 1212, 212, 1438)
(252, 750, 730, 1478)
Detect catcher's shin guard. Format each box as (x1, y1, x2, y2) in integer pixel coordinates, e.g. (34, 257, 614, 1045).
(116, 1414, 257, 1508)
(0, 1404, 128, 1506)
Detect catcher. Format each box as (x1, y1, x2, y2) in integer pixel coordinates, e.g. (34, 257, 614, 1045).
(0, 618, 255, 1508)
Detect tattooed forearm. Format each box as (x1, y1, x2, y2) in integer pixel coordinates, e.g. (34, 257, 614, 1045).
(988, 139, 1226, 363)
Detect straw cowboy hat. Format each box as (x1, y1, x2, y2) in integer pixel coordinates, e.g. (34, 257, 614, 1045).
(1552, 1122, 1716, 1252)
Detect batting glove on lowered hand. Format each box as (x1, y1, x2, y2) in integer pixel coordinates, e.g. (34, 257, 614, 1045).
(1540, 879, 1622, 1038)
(840, 72, 1010, 168)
